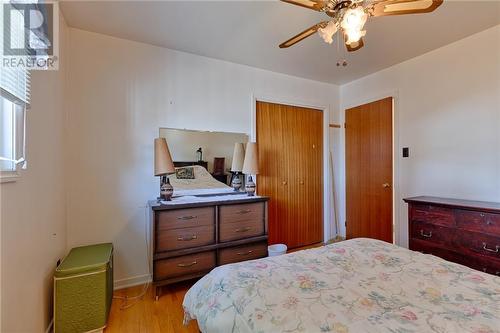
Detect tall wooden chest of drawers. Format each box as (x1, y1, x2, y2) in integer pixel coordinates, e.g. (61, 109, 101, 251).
(149, 194, 269, 299)
(404, 196, 500, 276)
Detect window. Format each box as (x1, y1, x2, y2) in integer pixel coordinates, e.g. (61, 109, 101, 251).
(0, 98, 26, 173)
(1, 2, 30, 180)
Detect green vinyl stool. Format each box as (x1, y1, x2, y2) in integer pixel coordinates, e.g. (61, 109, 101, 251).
(54, 243, 113, 333)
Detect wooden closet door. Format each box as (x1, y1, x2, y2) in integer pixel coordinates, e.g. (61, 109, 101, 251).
(257, 101, 323, 248)
(256, 102, 289, 245)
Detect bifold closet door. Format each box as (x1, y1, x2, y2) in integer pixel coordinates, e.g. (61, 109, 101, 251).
(256, 101, 323, 249)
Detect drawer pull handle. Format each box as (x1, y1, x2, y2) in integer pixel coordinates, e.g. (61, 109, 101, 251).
(237, 250, 253, 256)
(486, 220, 493, 225)
(482, 243, 499, 253)
(177, 215, 197, 220)
(480, 213, 485, 217)
(420, 230, 432, 238)
(237, 209, 251, 214)
(177, 235, 197, 241)
(235, 227, 251, 233)
(177, 261, 197, 268)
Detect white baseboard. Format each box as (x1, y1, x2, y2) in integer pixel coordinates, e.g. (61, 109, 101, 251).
(114, 274, 151, 290)
(46, 318, 54, 333)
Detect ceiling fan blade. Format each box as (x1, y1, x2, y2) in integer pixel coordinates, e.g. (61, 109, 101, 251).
(345, 37, 364, 52)
(280, 0, 328, 11)
(370, 0, 443, 17)
(279, 22, 328, 48)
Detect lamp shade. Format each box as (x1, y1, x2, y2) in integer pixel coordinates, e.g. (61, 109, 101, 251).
(154, 138, 175, 176)
(242, 142, 259, 175)
(230, 143, 245, 172)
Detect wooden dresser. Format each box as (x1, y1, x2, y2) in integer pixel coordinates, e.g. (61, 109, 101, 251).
(149, 194, 269, 299)
(404, 196, 500, 276)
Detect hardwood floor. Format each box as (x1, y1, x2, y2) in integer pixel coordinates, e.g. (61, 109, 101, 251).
(105, 282, 199, 333)
(105, 245, 325, 332)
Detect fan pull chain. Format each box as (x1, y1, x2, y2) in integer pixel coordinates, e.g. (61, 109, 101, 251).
(336, 31, 348, 67)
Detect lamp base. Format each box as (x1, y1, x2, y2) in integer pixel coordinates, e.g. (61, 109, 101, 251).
(160, 176, 174, 201)
(245, 175, 256, 196)
(231, 172, 242, 191)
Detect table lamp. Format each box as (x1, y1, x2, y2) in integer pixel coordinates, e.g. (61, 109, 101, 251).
(154, 138, 175, 201)
(242, 142, 259, 196)
(230, 143, 245, 191)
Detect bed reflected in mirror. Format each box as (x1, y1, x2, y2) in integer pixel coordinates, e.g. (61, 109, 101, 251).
(159, 128, 248, 197)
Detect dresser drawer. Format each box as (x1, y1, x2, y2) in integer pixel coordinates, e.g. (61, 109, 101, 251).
(219, 202, 265, 224)
(453, 231, 500, 260)
(456, 210, 500, 235)
(156, 225, 215, 253)
(410, 204, 455, 227)
(409, 239, 463, 263)
(157, 207, 214, 230)
(154, 251, 216, 280)
(218, 242, 268, 265)
(410, 221, 454, 245)
(456, 253, 500, 276)
(219, 219, 265, 242)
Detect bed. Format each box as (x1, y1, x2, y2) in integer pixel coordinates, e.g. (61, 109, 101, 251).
(183, 238, 500, 333)
(169, 165, 234, 197)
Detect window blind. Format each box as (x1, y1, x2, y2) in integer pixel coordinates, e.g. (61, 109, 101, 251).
(0, 2, 31, 106)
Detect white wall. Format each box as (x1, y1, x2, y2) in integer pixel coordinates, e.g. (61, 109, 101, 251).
(0, 17, 69, 333)
(339, 25, 500, 247)
(65, 28, 340, 288)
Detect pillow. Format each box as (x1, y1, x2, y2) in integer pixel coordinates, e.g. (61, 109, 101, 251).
(175, 167, 195, 179)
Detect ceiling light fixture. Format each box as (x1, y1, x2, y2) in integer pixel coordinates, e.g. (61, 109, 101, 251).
(340, 6, 367, 45)
(318, 21, 338, 44)
(279, 0, 444, 52)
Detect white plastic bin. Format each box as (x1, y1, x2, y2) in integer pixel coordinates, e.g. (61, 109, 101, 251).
(268, 244, 287, 257)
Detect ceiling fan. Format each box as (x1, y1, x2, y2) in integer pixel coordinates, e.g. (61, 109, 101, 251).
(279, 0, 443, 52)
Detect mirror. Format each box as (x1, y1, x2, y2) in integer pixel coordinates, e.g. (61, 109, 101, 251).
(159, 128, 248, 195)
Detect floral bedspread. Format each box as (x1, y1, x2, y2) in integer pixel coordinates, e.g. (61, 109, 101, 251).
(183, 238, 500, 333)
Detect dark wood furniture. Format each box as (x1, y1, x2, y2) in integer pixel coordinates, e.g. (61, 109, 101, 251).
(173, 161, 208, 170)
(149, 195, 269, 299)
(211, 158, 228, 184)
(212, 157, 225, 175)
(212, 174, 228, 184)
(404, 196, 500, 276)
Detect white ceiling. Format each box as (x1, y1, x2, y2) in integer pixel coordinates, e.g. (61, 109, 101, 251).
(60, 1, 500, 85)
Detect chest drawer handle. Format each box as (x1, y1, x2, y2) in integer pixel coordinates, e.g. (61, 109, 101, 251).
(482, 243, 499, 253)
(237, 209, 251, 214)
(420, 230, 432, 238)
(237, 250, 253, 256)
(235, 227, 251, 233)
(177, 235, 197, 241)
(177, 215, 198, 220)
(177, 261, 197, 268)
(485, 220, 493, 225)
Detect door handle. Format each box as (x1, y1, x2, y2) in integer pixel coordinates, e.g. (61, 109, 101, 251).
(282, 181, 287, 185)
(382, 183, 391, 188)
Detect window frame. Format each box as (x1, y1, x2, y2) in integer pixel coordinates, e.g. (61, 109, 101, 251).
(0, 98, 26, 183)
